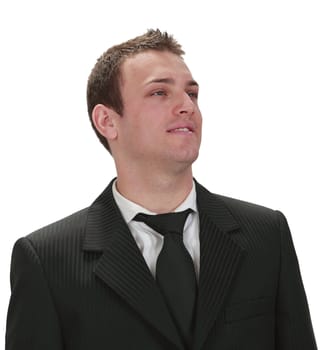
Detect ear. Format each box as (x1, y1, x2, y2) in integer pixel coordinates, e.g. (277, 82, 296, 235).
(92, 104, 119, 141)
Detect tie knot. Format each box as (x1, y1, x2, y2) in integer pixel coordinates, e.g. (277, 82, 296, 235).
(134, 208, 193, 236)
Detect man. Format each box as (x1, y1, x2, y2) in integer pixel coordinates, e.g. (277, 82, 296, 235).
(6, 29, 317, 349)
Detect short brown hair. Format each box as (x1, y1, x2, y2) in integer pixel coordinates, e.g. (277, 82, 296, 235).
(86, 29, 185, 152)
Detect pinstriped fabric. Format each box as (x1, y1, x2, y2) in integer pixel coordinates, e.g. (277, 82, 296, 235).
(83, 183, 124, 250)
(82, 179, 184, 349)
(10, 178, 316, 349)
(82, 179, 246, 349)
(27, 180, 183, 349)
(27, 208, 99, 288)
(83, 178, 164, 298)
(95, 230, 155, 300)
(193, 183, 245, 349)
(198, 215, 243, 309)
(216, 194, 281, 263)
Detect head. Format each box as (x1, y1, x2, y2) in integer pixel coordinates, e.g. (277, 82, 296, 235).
(87, 29, 185, 153)
(87, 29, 202, 176)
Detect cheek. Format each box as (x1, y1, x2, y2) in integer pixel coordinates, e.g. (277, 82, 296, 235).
(196, 111, 203, 128)
(121, 103, 167, 139)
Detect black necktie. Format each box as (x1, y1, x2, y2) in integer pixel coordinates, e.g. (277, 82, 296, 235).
(134, 209, 197, 347)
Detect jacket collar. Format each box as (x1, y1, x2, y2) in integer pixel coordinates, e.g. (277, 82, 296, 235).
(193, 180, 245, 350)
(82, 179, 240, 251)
(82, 179, 245, 350)
(82, 178, 184, 349)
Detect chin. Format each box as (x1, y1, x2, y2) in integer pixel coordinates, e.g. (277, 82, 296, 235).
(174, 150, 199, 166)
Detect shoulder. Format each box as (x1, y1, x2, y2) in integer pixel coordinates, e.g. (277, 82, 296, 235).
(217, 193, 283, 230)
(217, 193, 278, 219)
(24, 207, 90, 251)
(213, 194, 290, 254)
(10, 207, 96, 289)
(196, 180, 280, 225)
(196, 179, 285, 237)
(203, 190, 288, 256)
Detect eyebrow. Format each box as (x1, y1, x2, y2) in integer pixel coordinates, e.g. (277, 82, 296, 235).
(146, 78, 199, 87)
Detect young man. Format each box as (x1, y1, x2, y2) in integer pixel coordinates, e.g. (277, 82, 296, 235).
(6, 29, 317, 349)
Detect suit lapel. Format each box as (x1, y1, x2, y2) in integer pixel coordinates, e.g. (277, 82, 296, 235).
(193, 182, 246, 350)
(82, 179, 184, 350)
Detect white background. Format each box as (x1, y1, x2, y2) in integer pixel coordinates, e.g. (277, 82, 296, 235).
(0, 0, 326, 348)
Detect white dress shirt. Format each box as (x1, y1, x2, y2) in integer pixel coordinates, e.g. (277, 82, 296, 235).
(112, 181, 200, 279)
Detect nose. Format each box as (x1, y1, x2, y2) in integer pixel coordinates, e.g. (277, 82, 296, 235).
(173, 92, 195, 116)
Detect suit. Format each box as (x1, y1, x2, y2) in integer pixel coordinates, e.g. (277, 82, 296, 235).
(6, 179, 317, 349)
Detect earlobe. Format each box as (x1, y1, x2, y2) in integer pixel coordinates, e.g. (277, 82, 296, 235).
(92, 104, 118, 140)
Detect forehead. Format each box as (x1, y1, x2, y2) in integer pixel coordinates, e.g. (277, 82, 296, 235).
(120, 50, 193, 85)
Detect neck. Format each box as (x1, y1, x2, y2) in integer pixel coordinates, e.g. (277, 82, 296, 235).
(115, 167, 194, 213)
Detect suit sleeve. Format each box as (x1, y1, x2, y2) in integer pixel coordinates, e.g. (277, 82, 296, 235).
(5, 237, 63, 350)
(275, 211, 317, 350)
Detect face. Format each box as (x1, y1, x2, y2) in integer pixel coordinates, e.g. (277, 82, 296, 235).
(113, 50, 202, 172)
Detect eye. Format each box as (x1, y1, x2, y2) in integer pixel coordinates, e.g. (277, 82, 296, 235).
(187, 91, 198, 99)
(151, 90, 167, 96)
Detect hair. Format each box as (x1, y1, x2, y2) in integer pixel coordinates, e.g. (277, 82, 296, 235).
(86, 29, 185, 153)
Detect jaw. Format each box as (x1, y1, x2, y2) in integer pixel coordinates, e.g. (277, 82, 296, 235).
(113, 129, 201, 178)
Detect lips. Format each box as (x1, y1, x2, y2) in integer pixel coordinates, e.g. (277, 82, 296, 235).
(167, 123, 195, 133)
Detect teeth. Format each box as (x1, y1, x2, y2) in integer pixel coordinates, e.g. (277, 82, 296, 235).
(174, 128, 190, 132)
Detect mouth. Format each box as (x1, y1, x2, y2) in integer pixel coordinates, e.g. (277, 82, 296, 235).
(167, 126, 194, 134)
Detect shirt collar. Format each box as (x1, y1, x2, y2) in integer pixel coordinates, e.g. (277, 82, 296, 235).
(112, 180, 198, 224)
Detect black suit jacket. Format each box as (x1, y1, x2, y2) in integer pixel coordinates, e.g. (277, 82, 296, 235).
(6, 180, 317, 349)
